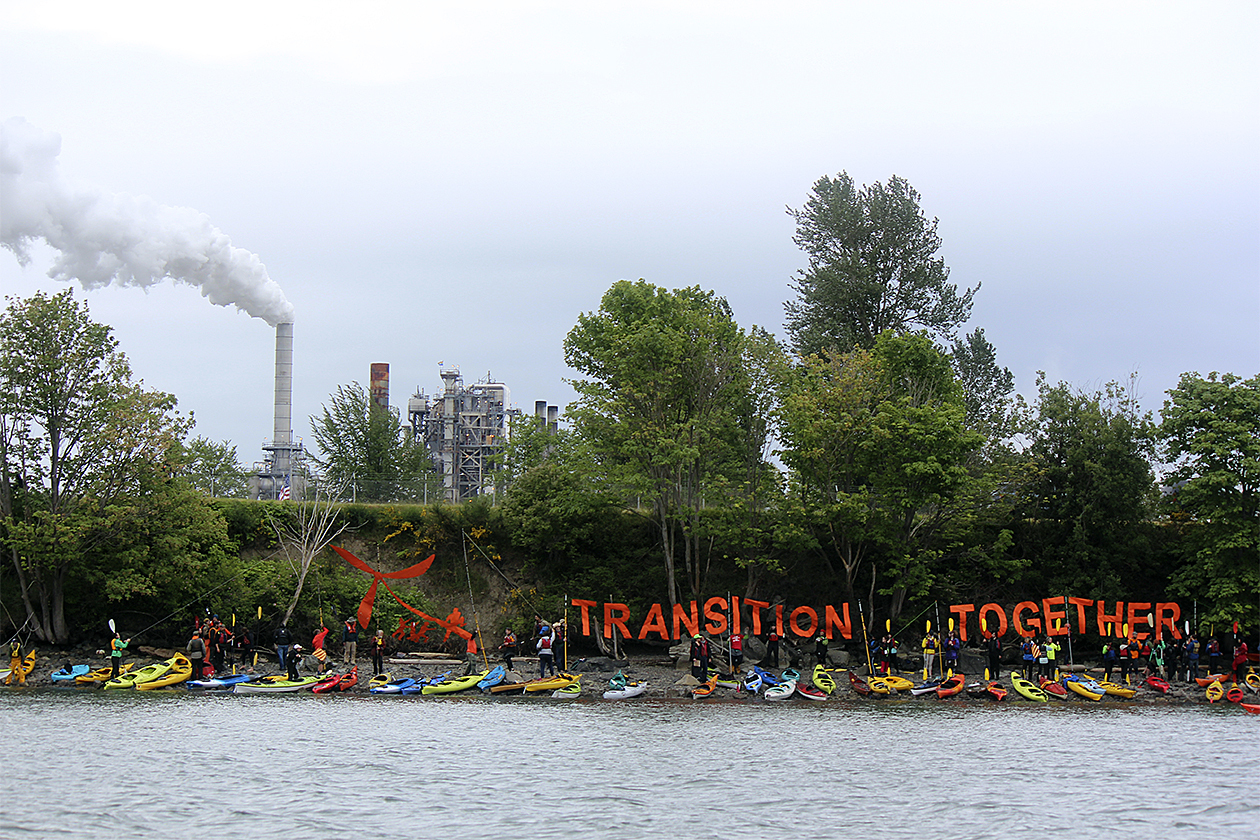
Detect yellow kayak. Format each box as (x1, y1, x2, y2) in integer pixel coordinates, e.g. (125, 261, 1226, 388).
(812, 665, 836, 695)
(1205, 680, 1225, 703)
(104, 658, 172, 690)
(1, 650, 37, 682)
(882, 674, 915, 691)
(524, 674, 576, 693)
(1010, 673, 1048, 702)
(867, 676, 896, 695)
(77, 663, 133, 684)
(1095, 680, 1136, 699)
(1063, 677, 1104, 701)
(136, 654, 192, 690)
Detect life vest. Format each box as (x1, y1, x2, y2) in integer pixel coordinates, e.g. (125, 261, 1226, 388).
(9, 641, 20, 659)
(539, 636, 552, 652)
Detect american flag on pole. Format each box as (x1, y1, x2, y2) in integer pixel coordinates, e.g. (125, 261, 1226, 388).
(278, 480, 291, 501)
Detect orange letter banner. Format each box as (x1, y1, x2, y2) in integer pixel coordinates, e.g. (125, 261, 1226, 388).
(950, 604, 977, 642)
(978, 604, 1008, 639)
(604, 603, 631, 640)
(1012, 602, 1042, 638)
(1154, 602, 1182, 641)
(824, 604, 852, 640)
(566, 597, 1188, 642)
(788, 606, 818, 638)
(637, 604, 669, 641)
(332, 546, 470, 640)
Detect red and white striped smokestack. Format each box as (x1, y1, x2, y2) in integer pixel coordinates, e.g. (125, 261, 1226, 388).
(274, 322, 294, 450)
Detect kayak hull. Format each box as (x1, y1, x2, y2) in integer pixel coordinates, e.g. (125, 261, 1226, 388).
(1011, 675, 1048, 702)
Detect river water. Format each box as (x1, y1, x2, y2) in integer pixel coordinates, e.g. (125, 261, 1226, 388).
(5, 688, 1256, 839)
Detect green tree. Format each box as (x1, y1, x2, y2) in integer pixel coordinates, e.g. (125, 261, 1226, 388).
(564, 280, 761, 606)
(0, 290, 195, 642)
(180, 436, 249, 497)
(310, 382, 433, 502)
(950, 327, 1018, 448)
(1013, 375, 1158, 596)
(785, 172, 977, 357)
(1158, 372, 1259, 627)
(777, 332, 982, 619)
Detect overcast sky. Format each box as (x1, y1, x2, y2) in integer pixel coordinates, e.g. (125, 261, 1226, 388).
(2, 2, 1256, 469)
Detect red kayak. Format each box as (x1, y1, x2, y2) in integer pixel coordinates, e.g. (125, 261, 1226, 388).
(849, 672, 872, 696)
(796, 682, 828, 701)
(313, 666, 358, 694)
(1145, 675, 1171, 694)
(936, 674, 965, 699)
(1226, 686, 1245, 703)
(986, 681, 1007, 701)
(1241, 703, 1260, 715)
(1038, 675, 1069, 698)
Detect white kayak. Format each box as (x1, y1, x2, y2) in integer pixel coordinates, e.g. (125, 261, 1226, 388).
(602, 681, 647, 700)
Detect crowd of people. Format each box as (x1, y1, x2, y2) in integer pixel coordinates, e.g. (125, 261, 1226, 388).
(178, 615, 390, 682)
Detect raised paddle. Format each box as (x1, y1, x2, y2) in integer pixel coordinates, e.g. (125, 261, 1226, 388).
(947, 618, 955, 678)
(923, 619, 931, 680)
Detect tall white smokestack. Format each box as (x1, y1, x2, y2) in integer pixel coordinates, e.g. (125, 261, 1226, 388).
(273, 322, 294, 462)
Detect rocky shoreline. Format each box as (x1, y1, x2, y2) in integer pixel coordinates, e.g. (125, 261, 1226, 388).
(8, 643, 1252, 706)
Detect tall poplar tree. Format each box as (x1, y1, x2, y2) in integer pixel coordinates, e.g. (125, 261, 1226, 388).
(785, 172, 977, 357)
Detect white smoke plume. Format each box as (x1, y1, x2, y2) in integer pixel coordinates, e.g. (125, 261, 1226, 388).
(1, 117, 295, 325)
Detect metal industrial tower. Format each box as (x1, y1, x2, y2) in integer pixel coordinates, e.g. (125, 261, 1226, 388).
(408, 370, 519, 502)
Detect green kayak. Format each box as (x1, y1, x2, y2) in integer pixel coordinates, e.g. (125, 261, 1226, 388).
(103, 659, 172, 690)
(422, 670, 487, 695)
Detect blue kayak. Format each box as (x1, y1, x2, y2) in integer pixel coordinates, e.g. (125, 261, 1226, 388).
(370, 677, 416, 694)
(478, 665, 506, 690)
(51, 664, 91, 682)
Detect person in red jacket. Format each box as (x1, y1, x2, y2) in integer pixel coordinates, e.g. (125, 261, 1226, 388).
(1233, 640, 1250, 685)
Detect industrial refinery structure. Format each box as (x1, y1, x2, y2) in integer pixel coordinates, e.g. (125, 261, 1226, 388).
(245, 322, 551, 504)
(408, 369, 522, 503)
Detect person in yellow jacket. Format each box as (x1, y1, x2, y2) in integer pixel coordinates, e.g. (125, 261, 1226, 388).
(1042, 637, 1060, 679)
(921, 631, 940, 678)
(5, 639, 26, 686)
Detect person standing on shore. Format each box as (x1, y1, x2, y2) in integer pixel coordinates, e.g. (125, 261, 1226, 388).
(537, 627, 557, 678)
(730, 632, 744, 672)
(1164, 635, 1180, 682)
(500, 629, 518, 671)
(689, 634, 711, 680)
(923, 630, 940, 679)
(765, 631, 780, 668)
(371, 630, 386, 675)
(1021, 637, 1037, 680)
(1206, 636, 1221, 674)
(342, 617, 359, 665)
(286, 644, 303, 682)
(274, 624, 292, 670)
(187, 630, 207, 679)
(814, 633, 829, 667)
(1103, 640, 1118, 682)
(553, 619, 567, 672)
(109, 631, 130, 679)
(1184, 634, 1199, 682)
(5, 638, 26, 686)
(312, 625, 331, 673)
(985, 631, 1001, 680)
(1041, 636, 1059, 680)
(943, 631, 960, 676)
(1232, 639, 1249, 686)
(236, 627, 253, 667)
